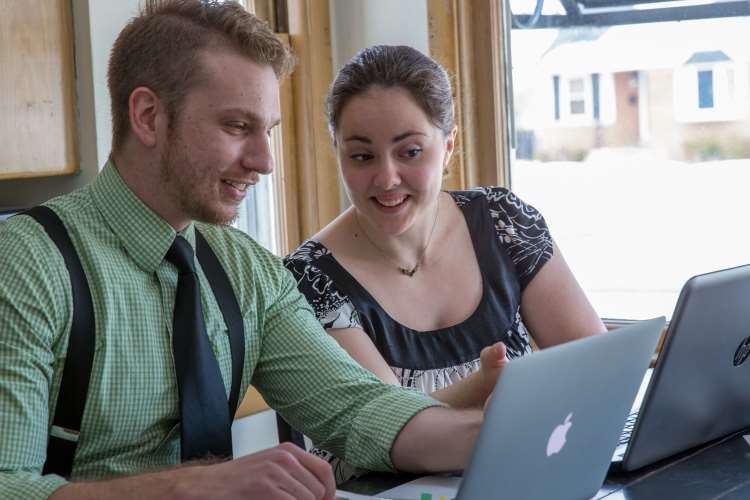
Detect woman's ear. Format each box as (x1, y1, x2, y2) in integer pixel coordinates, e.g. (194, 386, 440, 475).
(128, 86, 163, 148)
(444, 126, 458, 168)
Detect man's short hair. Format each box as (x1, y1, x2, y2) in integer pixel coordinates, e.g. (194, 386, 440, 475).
(108, 0, 295, 154)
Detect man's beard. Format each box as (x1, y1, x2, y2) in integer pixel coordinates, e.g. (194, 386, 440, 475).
(159, 138, 240, 226)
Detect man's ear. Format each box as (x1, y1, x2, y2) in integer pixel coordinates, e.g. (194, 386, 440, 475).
(128, 86, 163, 148)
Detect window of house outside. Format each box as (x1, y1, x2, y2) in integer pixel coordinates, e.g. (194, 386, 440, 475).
(553, 73, 617, 129)
(674, 55, 746, 123)
(568, 77, 586, 114)
(507, 0, 750, 320)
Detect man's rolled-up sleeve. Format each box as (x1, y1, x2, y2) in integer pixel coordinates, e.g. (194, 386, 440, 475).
(0, 221, 71, 498)
(251, 264, 443, 472)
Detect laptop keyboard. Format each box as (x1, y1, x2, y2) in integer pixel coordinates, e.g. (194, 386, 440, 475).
(618, 410, 640, 446)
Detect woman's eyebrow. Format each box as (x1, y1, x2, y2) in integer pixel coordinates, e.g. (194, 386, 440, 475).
(392, 131, 426, 142)
(343, 130, 427, 144)
(343, 134, 371, 143)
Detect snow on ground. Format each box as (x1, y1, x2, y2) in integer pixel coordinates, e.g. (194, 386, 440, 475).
(511, 151, 750, 319)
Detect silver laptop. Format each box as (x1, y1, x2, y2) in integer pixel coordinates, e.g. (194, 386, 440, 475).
(453, 317, 665, 500)
(350, 319, 664, 500)
(613, 264, 750, 472)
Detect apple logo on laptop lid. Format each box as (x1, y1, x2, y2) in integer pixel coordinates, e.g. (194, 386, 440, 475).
(733, 335, 750, 367)
(546, 412, 573, 457)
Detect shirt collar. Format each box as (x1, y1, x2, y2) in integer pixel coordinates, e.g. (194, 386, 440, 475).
(91, 159, 196, 273)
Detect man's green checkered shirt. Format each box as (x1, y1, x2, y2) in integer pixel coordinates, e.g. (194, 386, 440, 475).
(0, 161, 439, 499)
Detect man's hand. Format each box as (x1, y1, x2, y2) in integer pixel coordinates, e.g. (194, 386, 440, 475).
(176, 443, 336, 500)
(50, 442, 336, 500)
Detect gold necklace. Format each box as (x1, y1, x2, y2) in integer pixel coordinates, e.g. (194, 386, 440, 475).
(354, 199, 440, 277)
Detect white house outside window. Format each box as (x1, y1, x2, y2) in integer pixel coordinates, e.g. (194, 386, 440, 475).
(507, 3, 750, 320)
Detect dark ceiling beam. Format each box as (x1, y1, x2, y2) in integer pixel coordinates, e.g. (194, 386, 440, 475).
(512, 2, 750, 29)
(559, 0, 582, 20)
(577, 0, 678, 7)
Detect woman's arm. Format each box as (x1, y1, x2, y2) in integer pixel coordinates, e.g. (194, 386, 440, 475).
(520, 241, 607, 349)
(328, 328, 506, 408)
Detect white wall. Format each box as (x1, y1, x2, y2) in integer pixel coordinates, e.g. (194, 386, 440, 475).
(329, 0, 429, 72)
(86, 1, 143, 162)
(328, 0, 430, 208)
(232, 410, 280, 456)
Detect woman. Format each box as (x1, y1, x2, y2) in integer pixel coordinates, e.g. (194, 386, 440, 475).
(284, 45, 606, 482)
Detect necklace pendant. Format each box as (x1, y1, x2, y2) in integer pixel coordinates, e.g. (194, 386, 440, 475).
(399, 264, 419, 277)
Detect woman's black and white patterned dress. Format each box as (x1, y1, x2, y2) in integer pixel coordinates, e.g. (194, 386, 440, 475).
(283, 187, 553, 483)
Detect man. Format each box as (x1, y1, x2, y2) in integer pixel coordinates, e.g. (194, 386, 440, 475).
(0, 2, 493, 499)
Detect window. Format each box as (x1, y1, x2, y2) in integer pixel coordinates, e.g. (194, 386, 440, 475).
(673, 52, 746, 123)
(697, 70, 714, 109)
(229, 0, 282, 254)
(228, 3, 302, 257)
(233, 169, 280, 254)
(232, 124, 291, 256)
(550, 73, 616, 126)
(506, 0, 750, 320)
(568, 77, 586, 115)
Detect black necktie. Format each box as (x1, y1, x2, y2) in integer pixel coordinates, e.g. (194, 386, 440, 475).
(166, 236, 232, 461)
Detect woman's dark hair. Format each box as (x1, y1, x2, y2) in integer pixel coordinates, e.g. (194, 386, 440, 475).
(326, 45, 454, 142)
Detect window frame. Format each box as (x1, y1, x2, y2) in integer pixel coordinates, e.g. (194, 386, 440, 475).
(234, 0, 336, 256)
(286, 0, 340, 241)
(561, 74, 594, 124)
(427, 0, 512, 190)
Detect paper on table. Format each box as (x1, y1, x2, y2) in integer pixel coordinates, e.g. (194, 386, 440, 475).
(334, 490, 394, 500)
(378, 474, 461, 500)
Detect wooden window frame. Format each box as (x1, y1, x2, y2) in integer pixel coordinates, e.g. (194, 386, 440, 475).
(427, 0, 512, 190)
(285, 0, 339, 240)
(235, 0, 337, 419)
(249, 0, 340, 254)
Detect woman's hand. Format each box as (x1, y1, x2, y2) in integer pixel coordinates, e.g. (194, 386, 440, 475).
(426, 341, 508, 409)
(477, 341, 507, 407)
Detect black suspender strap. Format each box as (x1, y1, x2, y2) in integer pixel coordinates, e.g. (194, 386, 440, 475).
(23, 207, 245, 477)
(195, 229, 245, 419)
(24, 206, 96, 479)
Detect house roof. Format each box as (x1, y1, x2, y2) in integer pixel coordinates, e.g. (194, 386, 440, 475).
(685, 50, 732, 64)
(533, 17, 750, 75)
